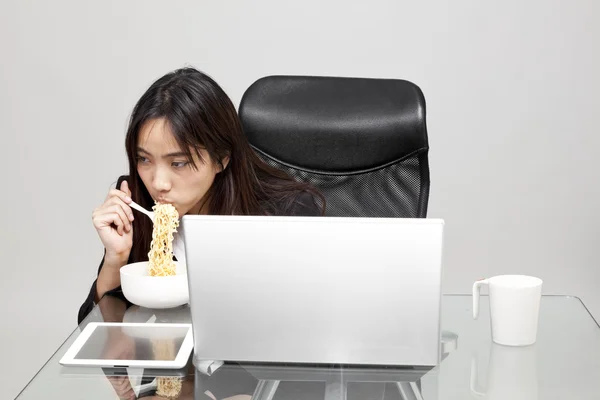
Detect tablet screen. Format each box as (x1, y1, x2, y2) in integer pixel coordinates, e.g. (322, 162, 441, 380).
(74, 325, 190, 361)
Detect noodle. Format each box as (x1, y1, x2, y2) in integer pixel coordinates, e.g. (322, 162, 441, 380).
(156, 376, 183, 399)
(151, 339, 176, 361)
(147, 203, 183, 397)
(152, 339, 183, 398)
(147, 203, 180, 277)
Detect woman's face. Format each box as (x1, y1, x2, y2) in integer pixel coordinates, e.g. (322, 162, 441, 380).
(135, 118, 227, 216)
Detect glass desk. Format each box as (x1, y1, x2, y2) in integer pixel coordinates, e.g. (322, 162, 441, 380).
(15, 295, 600, 399)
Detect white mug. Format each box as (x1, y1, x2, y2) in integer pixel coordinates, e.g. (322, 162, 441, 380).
(473, 275, 543, 346)
(471, 343, 538, 400)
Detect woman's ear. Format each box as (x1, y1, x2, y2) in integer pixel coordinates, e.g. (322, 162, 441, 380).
(220, 156, 230, 172)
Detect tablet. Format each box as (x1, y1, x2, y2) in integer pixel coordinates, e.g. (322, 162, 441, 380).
(60, 322, 193, 369)
(59, 365, 188, 378)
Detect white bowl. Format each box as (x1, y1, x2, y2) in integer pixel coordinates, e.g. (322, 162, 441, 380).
(120, 261, 189, 309)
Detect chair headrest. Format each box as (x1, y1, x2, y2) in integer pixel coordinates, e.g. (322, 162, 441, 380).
(239, 75, 428, 173)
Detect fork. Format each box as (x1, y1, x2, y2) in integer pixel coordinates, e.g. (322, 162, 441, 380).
(129, 200, 155, 222)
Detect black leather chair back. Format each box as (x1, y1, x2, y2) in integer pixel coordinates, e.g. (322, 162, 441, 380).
(239, 75, 430, 217)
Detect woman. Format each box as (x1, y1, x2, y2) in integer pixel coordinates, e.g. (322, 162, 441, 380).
(79, 67, 324, 324)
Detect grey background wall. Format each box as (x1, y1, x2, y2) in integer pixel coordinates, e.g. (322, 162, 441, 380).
(1, 0, 599, 398)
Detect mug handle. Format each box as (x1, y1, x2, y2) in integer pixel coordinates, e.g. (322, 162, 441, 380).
(472, 279, 489, 319)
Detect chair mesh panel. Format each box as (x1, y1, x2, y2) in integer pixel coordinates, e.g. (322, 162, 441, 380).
(256, 150, 428, 218)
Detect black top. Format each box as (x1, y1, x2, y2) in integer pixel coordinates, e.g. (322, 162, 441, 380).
(77, 176, 322, 324)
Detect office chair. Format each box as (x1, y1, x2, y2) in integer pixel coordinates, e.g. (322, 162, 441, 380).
(239, 75, 430, 218)
(237, 76, 445, 400)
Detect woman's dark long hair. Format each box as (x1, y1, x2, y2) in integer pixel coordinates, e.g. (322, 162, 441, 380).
(124, 67, 324, 263)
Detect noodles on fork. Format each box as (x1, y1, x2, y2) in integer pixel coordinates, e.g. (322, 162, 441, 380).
(147, 203, 179, 276)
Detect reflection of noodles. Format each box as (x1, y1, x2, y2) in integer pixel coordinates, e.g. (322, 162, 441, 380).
(151, 339, 176, 361)
(148, 203, 179, 277)
(156, 376, 183, 399)
(152, 339, 183, 398)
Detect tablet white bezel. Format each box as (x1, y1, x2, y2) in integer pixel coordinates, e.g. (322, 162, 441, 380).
(59, 322, 193, 369)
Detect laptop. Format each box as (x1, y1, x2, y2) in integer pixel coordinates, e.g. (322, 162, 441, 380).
(180, 216, 444, 367)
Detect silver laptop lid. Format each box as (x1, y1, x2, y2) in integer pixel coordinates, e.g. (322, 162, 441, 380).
(181, 216, 444, 367)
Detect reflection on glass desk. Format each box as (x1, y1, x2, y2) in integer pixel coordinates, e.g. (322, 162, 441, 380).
(15, 295, 600, 399)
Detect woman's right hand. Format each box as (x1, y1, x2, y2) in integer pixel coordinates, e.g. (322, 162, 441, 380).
(92, 180, 135, 260)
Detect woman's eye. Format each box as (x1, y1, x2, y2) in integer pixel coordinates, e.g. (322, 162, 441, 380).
(172, 161, 189, 168)
(136, 156, 150, 164)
